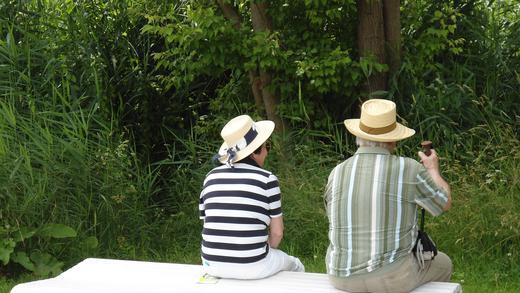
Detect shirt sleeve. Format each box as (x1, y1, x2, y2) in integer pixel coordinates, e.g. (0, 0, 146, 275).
(199, 185, 206, 220)
(414, 165, 449, 216)
(266, 174, 282, 218)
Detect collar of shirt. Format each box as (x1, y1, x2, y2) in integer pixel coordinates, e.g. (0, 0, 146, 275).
(355, 146, 392, 155)
(236, 156, 261, 168)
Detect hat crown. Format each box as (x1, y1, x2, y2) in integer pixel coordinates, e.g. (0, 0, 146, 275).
(360, 99, 396, 127)
(221, 115, 254, 146)
(344, 99, 415, 142)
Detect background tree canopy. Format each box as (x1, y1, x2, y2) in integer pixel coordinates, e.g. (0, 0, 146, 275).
(0, 0, 518, 292)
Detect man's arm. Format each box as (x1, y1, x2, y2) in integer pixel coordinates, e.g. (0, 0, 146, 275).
(418, 149, 452, 211)
(268, 216, 284, 248)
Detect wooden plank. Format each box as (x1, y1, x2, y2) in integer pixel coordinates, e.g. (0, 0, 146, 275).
(11, 258, 461, 293)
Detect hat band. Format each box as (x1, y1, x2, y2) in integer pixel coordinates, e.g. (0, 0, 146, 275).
(226, 124, 259, 151)
(359, 121, 396, 135)
(242, 125, 258, 147)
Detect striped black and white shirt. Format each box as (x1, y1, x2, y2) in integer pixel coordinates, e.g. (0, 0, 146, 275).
(199, 160, 282, 264)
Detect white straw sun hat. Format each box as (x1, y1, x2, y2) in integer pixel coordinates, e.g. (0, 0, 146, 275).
(344, 99, 415, 142)
(217, 115, 274, 166)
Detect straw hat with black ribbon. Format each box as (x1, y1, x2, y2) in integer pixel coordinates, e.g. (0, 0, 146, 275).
(216, 115, 274, 167)
(344, 99, 415, 142)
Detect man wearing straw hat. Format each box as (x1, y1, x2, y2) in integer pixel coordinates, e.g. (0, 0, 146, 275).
(199, 115, 304, 279)
(325, 99, 453, 292)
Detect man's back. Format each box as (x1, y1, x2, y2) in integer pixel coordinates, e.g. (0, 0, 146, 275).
(327, 99, 453, 292)
(325, 146, 448, 277)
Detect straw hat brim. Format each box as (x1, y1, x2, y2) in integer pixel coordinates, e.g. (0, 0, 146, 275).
(218, 120, 275, 164)
(344, 119, 415, 142)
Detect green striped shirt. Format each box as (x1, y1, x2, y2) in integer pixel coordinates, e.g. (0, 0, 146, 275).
(325, 147, 448, 277)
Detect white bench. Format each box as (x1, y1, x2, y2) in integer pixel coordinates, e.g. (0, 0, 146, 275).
(11, 258, 461, 293)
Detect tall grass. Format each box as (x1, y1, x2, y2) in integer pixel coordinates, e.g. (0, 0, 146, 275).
(0, 1, 162, 274)
(0, 98, 152, 255)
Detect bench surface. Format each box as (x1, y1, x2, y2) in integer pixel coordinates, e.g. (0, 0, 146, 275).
(11, 258, 462, 293)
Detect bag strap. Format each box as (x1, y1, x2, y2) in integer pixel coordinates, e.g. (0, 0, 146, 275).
(420, 208, 425, 231)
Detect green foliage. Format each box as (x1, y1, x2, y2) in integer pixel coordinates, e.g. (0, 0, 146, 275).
(295, 47, 356, 94)
(403, 2, 464, 69)
(398, 0, 465, 102)
(143, 4, 244, 90)
(0, 93, 159, 273)
(144, 0, 363, 129)
(0, 0, 162, 277)
(0, 223, 77, 276)
(270, 0, 360, 109)
(453, 0, 520, 108)
(397, 0, 519, 131)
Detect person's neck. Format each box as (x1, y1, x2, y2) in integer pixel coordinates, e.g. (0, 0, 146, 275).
(238, 156, 260, 167)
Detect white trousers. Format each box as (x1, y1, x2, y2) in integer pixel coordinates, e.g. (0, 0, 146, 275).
(202, 248, 305, 279)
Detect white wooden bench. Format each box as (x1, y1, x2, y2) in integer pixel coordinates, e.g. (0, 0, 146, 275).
(11, 258, 461, 293)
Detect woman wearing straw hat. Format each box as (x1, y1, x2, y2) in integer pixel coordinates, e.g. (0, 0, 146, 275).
(325, 99, 453, 292)
(199, 115, 304, 279)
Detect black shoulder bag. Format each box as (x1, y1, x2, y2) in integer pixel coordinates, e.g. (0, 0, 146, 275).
(413, 208, 438, 262)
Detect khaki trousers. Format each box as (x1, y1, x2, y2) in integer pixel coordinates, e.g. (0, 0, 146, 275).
(329, 252, 452, 293)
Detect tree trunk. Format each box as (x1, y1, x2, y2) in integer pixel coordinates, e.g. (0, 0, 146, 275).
(383, 0, 401, 80)
(257, 70, 284, 130)
(249, 70, 265, 113)
(250, 2, 286, 133)
(216, 0, 241, 29)
(357, 0, 387, 97)
(215, 0, 266, 116)
(250, 2, 272, 31)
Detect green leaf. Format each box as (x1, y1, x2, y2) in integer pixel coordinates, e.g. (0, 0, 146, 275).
(82, 236, 99, 250)
(38, 224, 77, 239)
(11, 252, 35, 272)
(0, 239, 16, 265)
(368, 90, 388, 98)
(13, 227, 36, 243)
(30, 252, 63, 277)
(359, 57, 370, 77)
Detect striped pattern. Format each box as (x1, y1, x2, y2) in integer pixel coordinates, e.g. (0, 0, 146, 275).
(200, 163, 282, 264)
(325, 147, 448, 277)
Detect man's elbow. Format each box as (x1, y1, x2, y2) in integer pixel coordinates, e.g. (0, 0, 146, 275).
(443, 197, 452, 211)
(442, 186, 452, 212)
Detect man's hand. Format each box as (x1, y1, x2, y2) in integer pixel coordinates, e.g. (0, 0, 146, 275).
(418, 149, 441, 174)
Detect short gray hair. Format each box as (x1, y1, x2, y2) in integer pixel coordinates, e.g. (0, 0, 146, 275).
(356, 137, 395, 151)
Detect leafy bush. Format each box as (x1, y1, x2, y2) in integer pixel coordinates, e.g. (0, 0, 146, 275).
(0, 223, 77, 276)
